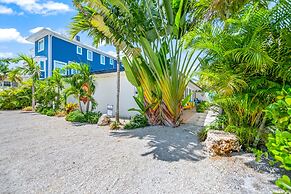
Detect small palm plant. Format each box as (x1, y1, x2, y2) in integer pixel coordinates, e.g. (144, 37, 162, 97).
(13, 54, 40, 111)
(64, 63, 96, 113)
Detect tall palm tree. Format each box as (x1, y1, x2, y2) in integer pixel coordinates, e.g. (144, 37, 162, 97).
(72, 0, 201, 127)
(14, 54, 40, 111)
(71, 0, 141, 123)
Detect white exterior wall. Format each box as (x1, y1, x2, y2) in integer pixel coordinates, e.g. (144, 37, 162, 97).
(186, 82, 207, 101)
(67, 72, 138, 118)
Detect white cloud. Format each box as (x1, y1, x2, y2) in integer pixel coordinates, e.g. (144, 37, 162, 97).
(105, 51, 117, 58)
(0, 5, 13, 14)
(105, 50, 125, 58)
(0, 28, 30, 44)
(0, 52, 13, 58)
(0, 0, 71, 15)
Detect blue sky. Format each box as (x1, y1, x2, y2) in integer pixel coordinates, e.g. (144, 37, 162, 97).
(0, 0, 115, 59)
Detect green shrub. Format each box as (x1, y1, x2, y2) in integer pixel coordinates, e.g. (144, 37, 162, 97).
(124, 114, 148, 129)
(196, 101, 209, 113)
(0, 85, 31, 110)
(45, 109, 56, 117)
(265, 89, 291, 192)
(224, 125, 264, 150)
(84, 111, 102, 124)
(66, 110, 87, 123)
(65, 110, 102, 124)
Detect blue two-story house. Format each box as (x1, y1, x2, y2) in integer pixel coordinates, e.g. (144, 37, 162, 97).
(26, 28, 120, 79)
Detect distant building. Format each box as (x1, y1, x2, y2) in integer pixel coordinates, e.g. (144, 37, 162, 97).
(0, 79, 18, 90)
(26, 28, 121, 79)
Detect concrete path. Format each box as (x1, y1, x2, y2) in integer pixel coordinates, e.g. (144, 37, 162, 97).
(0, 111, 279, 193)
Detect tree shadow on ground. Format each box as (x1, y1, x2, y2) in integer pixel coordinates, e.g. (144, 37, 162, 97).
(110, 124, 206, 162)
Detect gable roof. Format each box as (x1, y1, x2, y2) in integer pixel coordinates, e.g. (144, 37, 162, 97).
(26, 28, 117, 60)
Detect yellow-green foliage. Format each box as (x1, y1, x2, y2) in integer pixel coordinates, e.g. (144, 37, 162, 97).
(0, 84, 32, 110)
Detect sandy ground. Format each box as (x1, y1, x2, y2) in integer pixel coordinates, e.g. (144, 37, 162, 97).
(0, 111, 280, 194)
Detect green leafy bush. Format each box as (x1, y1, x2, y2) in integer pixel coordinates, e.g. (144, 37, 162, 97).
(265, 89, 291, 192)
(225, 125, 264, 150)
(45, 109, 56, 117)
(84, 111, 102, 124)
(66, 110, 87, 123)
(196, 101, 209, 113)
(65, 110, 102, 124)
(124, 114, 148, 129)
(0, 85, 31, 110)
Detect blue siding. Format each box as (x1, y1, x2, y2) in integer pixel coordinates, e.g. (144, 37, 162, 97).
(51, 36, 118, 74)
(35, 36, 49, 78)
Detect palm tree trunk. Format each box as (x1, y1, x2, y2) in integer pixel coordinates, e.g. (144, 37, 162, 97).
(32, 81, 35, 111)
(78, 97, 83, 113)
(116, 46, 120, 123)
(86, 101, 90, 113)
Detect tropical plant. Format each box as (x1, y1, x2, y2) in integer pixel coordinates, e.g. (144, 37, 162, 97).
(71, 0, 139, 124)
(196, 101, 209, 113)
(0, 81, 32, 110)
(50, 69, 64, 109)
(185, 1, 291, 147)
(65, 103, 78, 114)
(265, 89, 291, 191)
(65, 109, 102, 124)
(66, 110, 87, 123)
(124, 114, 148, 129)
(65, 63, 96, 113)
(13, 54, 40, 111)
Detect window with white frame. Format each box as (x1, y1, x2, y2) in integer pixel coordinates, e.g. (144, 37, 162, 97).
(76, 46, 82, 55)
(54, 60, 67, 75)
(100, 55, 105, 65)
(68, 61, 79, 75)
(87, 50, 93, 61)
(110, 58, 114, 66)
(38, 38, 44, 52)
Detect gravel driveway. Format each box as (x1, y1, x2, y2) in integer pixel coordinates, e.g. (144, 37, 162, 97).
(0, 111, 279, 193)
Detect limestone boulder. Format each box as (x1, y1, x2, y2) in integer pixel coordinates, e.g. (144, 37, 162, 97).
(97, 114, 111, 126)
(204, 130, 241, 156)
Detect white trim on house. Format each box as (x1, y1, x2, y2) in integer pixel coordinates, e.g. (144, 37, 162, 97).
(48, 35, 52, 77)
(77, 46, 82, 55)
(26, 28, 117, 60)
(38, 38, 44, 52)
(53, 60, 67, 75)
(100, 55, 105, 65)
(87, 50, 93, 61)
